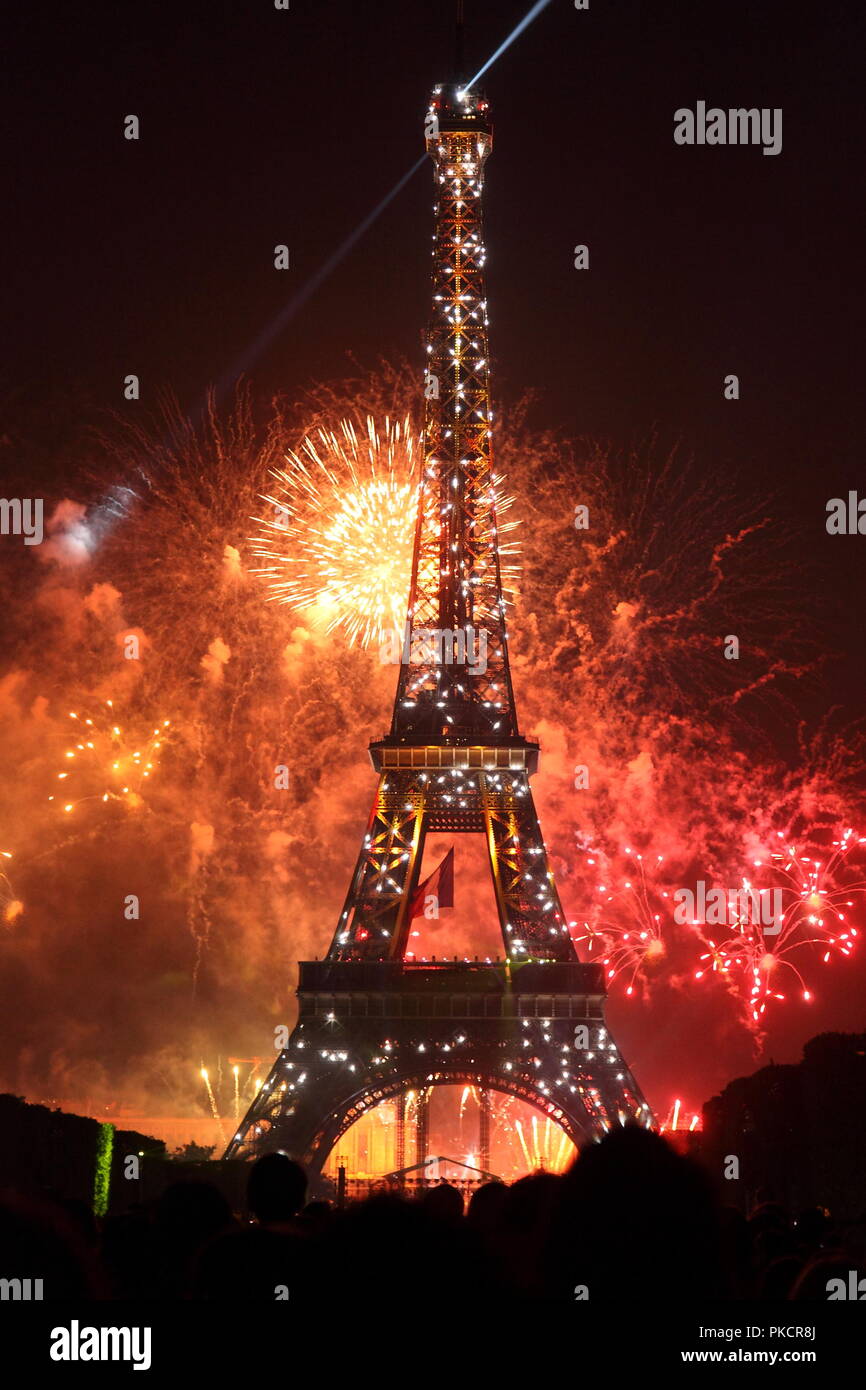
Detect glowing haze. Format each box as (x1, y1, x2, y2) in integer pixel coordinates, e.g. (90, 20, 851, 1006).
(0, 363, 863, 1146)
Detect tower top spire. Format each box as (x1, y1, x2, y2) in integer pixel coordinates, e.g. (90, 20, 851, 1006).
(454, 0, 466, 83)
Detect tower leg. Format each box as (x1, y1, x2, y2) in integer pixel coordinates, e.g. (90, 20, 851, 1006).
(479, 1087, 491, 1175)
(415, 1087, 430, 1182)
(395, 1090, 406, 1185)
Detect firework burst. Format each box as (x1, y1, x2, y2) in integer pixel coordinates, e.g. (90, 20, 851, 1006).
(250, 413, 519, 648)
(49, 701, 172, 816)
(768, 827, 866, 940)
(250, 415, 421, 647)
(694, 827, 865, 1025)
(573, 849, 670, 996)
(696, 919, 815, 1025)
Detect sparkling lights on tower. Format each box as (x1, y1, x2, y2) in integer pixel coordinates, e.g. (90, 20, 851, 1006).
(224, 75, 651, 1174)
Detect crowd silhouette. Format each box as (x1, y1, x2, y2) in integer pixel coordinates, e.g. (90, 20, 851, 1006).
(1, 1126, 863, 1303)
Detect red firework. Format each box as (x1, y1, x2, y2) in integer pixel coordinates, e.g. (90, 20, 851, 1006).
(572, 849, 669, 997)
(694, 828, 864, 1025)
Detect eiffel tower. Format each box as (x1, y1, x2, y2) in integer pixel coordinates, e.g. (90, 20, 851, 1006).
(225, 70, 652, 1171)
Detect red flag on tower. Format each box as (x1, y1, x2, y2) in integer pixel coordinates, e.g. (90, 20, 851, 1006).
(409, 847, 455, 921)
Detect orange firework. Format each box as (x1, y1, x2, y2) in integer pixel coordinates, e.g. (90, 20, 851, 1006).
(49, 701, 172, 815)
(1, 851, 24, 926)
(249, 414, 519, 649)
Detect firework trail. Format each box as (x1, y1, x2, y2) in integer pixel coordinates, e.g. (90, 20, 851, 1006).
(88, 386, 294, 689)
(1, 852, 23, 926)
(659, 1099, 701, 1132)
(199, 1068, 227, 1146)
(505, 434, 820, 731)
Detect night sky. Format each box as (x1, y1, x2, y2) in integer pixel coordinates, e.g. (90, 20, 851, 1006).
(6, 1, 864, 461)
(7, 0, 866, 681)
(3, 0, 866, 1123)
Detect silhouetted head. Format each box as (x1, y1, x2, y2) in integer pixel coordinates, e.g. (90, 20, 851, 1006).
(422, 1181, 464, 1223)
(795, 1206, 831, 1250)
(546, 1124, 724, 1301)
(247, 1152, 308, 1224)
(467, 1181, 509, 1233)
(295, 1199, 334, 1236)
(749, 1200, 789, 1231)
(758, 1253, 803, 1299)
(753, 1185, 779, 1208)
(504, 1172, 562, 1232)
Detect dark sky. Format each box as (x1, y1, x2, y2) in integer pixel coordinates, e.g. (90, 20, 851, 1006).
(3, 0, 866, 1113)
(5, 0, 864, 459)
(6, 0, 866, 662)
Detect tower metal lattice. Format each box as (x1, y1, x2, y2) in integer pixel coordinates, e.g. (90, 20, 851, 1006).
(225, 80, 651, 1171)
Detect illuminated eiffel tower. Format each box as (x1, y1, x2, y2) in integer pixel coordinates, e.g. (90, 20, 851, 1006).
(225, 73, 651, 1171)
